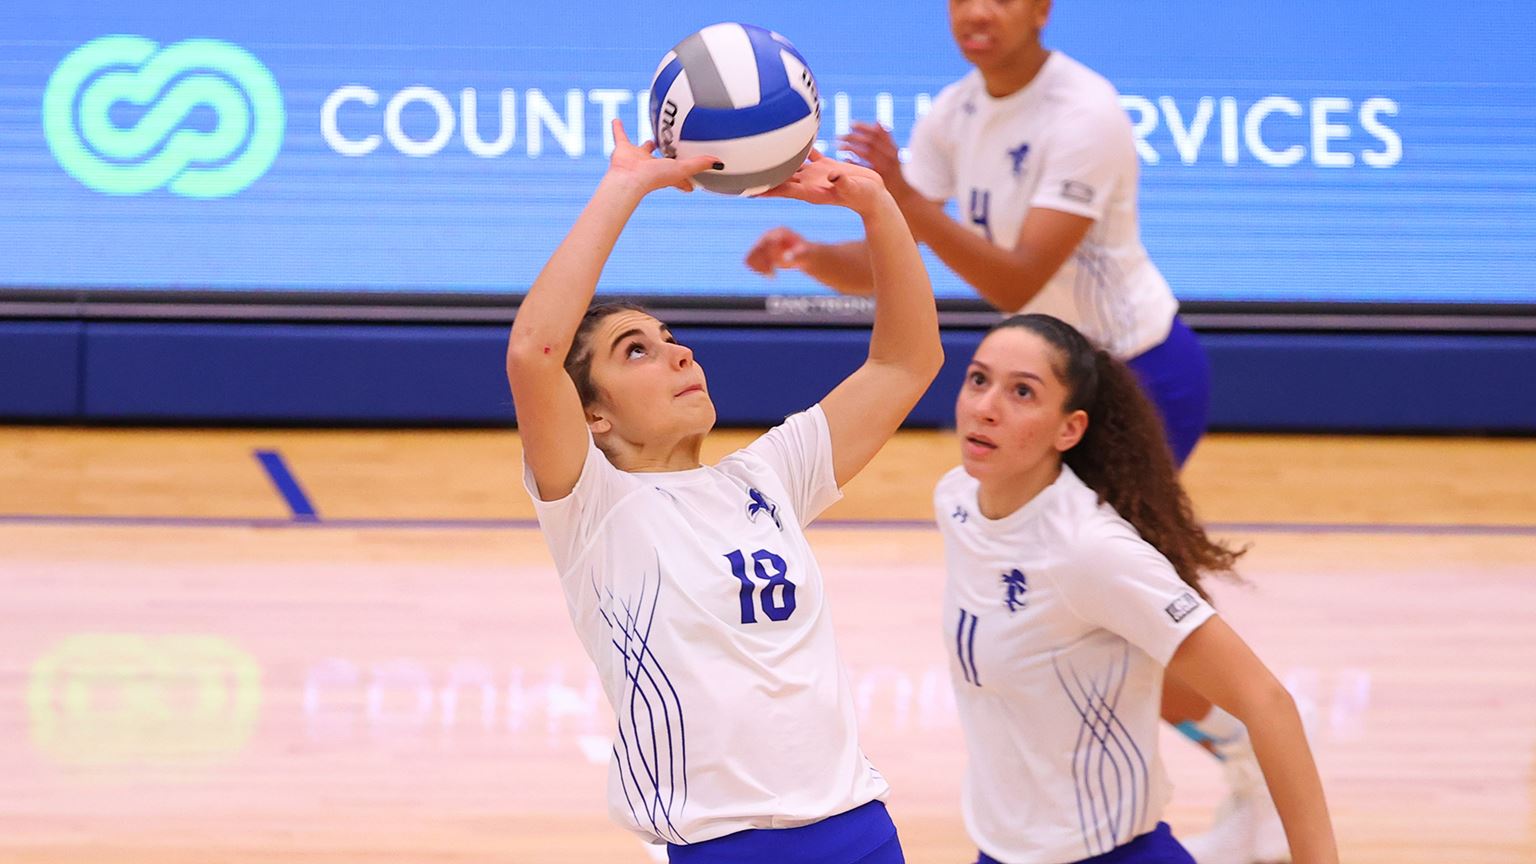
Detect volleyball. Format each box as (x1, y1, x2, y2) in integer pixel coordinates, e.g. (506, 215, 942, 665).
(648, 23, 821, 197)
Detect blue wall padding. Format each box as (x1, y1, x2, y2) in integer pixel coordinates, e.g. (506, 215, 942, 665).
(0, 319, 1525, 431)
(0, 321, 82, 419)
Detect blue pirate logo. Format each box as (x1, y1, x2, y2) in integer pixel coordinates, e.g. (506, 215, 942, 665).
(952, 505, 969, 523)
(746, 487, 782, 531)
(1007, 142, 1030, 177)
(1001, 568, 1028, 614)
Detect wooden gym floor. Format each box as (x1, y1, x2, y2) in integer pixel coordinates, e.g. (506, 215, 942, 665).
(1, 426, 1533, 863)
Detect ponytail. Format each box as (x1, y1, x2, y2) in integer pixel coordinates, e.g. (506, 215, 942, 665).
(990, 315, 1243, 597)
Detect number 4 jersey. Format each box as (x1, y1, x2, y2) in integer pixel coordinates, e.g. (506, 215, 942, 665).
(524, 405, 889, 846)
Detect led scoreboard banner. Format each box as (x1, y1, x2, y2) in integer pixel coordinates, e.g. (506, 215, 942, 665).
(3, 1, 1532, 324)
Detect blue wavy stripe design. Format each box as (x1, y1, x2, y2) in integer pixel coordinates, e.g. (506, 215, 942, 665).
(593, 552, 689, 844)
(1051, 643, 1151, 857)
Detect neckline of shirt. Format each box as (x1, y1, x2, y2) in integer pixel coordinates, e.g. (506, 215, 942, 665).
(972, 50, 1062, 110)
(967, 463, 1079, 532)
(625, 463, 716, 485)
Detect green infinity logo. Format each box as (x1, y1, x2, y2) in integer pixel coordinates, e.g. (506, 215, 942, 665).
(43, 35, 284, 198)
(29, 633, 263, 766)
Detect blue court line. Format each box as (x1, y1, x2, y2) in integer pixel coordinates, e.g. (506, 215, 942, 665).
(254, 449, 318, 521)
(0, 513, 1533, 536)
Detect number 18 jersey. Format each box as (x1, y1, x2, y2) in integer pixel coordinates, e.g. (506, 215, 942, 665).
(524, 406, 889, 846)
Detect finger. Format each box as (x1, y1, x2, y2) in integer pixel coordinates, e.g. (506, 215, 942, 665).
(760, 179, 811, 200)
(806, 148, 824, 162)
(843, 134, 890, 160)
(854, 122, 897, 146)
(841, 144, 879, 167)
(840, 137, 876, 156)
(611, 118, 630, 147)
(641, 140, 657, 155)
(679, 155, 724, 176)
(746, 242, 776, 273)
(869, 136, 900, 159)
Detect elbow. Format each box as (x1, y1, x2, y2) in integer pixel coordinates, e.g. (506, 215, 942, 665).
(884, 337, 944, 385)
(986, 281, 1043, 315)
(505, 333, 565, 380)
(921, 342, 946, 382)
(981, 261, 1050, 313)
(899, 342, 945, 393)
(1233, 678, 1300, 728)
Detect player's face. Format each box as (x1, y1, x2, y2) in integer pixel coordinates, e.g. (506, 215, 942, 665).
(585, 311, 715, 443)
(954, 327, 1085, 481)
(948, 0, 1051, 69)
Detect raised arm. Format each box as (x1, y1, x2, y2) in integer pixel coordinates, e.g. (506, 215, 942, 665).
(507, 120, 717, 500)
(1168, 618, 1340, 864)
(762, 152, 944, 487)
(745, 231, 876, 296)
(843, 121, 1091, 313)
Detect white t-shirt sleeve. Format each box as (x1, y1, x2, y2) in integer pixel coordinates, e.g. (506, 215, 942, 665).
(1055, 527, 1217, 666)
(902, 90, 958, 202)
(739, 404, 843, 527)
(1028, 104, 1129, 221)
(521, 433, 624, 570)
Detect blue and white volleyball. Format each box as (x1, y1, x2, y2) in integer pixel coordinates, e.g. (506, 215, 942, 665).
(648, 23, 820, 196)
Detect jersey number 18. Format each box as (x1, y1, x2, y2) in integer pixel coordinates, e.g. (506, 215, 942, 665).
(723, 549, 796, 624)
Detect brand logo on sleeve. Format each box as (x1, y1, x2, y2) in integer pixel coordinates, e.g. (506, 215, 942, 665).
(1061, 180, 1095, 204)
(1165, 592, 1200, 623)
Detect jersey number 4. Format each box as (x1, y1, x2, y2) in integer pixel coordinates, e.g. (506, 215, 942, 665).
(723, 549, 796, 624)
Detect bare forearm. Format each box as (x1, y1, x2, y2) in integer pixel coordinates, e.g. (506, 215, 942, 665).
(796, 240, 877, 296)
(508, 176, 645, 362)
(1241, 693, 1339, 864)
(899, 196, 1050, 313)
(861, 196, 942, 375)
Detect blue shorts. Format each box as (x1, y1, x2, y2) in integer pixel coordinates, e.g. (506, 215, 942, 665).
(667, 800, 903, 864)
(1126, 316, 1211, 467)
(977, 822, 1194, 864)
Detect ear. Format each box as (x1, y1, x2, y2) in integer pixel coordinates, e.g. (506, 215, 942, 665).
(586, 407, 613, 436)
(1034, 0, 1053, 29)
(1054, 408, 1087, 452)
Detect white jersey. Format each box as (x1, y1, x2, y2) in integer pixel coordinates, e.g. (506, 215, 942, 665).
(933, 464, 1216, 864)
(524, 406, 889, 845)
(904, 52, 1179, 359)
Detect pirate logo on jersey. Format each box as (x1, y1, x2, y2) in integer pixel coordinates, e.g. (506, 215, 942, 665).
(1001, 568, 1028, 614)
(1007, 141, 1030, 177)
(746, 487, 782, 531)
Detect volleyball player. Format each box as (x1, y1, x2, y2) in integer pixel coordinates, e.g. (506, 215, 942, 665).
(507, 121, 942, 863)
(934, 313, 1336, 864)
(744, 2, 1282, 858)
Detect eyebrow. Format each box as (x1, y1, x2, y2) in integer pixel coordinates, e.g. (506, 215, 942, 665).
(969, 360, 1044, 383)
(608, 325, 672, 355)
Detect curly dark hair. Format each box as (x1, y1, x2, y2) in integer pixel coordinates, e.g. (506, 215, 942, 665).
(991, 314, 1244, 598)
(562, 301, 650, 408)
